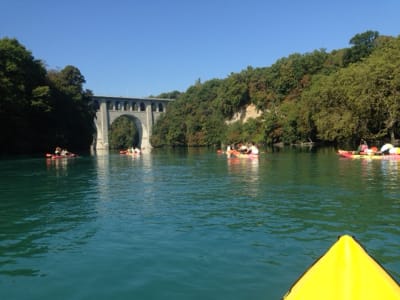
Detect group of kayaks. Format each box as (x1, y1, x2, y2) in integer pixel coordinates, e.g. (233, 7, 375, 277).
(45, 152, 77, 160)
(119, 148, 141, 156)
(283, 235, 400, 299)
(45, 148, 142, 159)
(46, 146, 77, 160)
(225, 149, 259, 159)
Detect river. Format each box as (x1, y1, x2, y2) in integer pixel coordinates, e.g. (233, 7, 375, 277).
(0, 147, 399, 299)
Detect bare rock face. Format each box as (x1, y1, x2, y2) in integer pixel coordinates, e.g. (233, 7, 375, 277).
(226, 104, 262, 124)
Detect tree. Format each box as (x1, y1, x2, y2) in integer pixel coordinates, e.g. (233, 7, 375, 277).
(0, 38, 48, 153)
(47, 65, 95, 150)
(343, 30, 379, 65)
(147, 31, 399, 147)
(299, 35, 400, 144)
(216, 73, 249, 117)
(156, 90, 182, 99)
(358, 37, 400, 142)
(109, 116, 139, 149)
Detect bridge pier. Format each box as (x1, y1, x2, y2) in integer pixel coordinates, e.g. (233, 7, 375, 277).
(95, 100, 110, 150)
(92, 96, 172, 151)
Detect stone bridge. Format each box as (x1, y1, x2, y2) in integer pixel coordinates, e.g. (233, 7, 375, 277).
(92, 96, 173, 150)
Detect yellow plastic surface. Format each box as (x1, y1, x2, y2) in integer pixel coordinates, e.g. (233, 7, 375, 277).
(283, 235, 400, 300)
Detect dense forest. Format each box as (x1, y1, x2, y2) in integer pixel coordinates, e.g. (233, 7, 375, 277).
(1, 31, 400, 155)
(151, 31, 400, 149)
(0, 38, 95, 155)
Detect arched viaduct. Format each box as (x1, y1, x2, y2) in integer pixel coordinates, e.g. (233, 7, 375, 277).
(92, 96, 173, 150)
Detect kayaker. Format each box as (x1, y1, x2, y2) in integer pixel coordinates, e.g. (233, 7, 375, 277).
(54, 146, 62, 156)
(247, 142, 259, 155)
(357, 139, 368, 153)
(238, 143, 248, 153)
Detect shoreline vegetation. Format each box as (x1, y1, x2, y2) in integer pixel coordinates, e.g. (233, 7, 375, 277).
(0, 38, 95, 155)
(1, 30, 400, 155)
(151, 30, 400, 150)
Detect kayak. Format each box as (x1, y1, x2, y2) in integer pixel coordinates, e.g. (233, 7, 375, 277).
(226, 150, 259, 159)
(45, 153, 77, 159)
(119, 150, 141, 156)
(283, 235, 400, 300)
(338, 149, 400, 160)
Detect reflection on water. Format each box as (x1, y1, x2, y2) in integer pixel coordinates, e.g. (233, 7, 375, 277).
(227, 156, 259, 174)
(45, 157, 70, 176)
(94, 151, 111, 202)
(338, 158, 400, 202)
(227, 156, 260, 198)
(380, 160, 400, 194)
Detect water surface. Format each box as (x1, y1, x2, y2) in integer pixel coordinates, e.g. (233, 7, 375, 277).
(0, 148, 399, 299)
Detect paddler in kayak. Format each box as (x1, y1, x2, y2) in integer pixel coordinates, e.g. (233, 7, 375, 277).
(238, 143, 248, 153)
(356, 139, 368, 154)
(54, 146, 62, 156)
(246, 142, 259, 155)
(61, 148, 70, 156)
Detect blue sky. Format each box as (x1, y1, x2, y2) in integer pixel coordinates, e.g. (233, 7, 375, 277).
(1, 0, 399, 97)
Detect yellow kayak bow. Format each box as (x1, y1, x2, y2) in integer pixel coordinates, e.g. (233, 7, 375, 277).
(283, 235, 400, 300)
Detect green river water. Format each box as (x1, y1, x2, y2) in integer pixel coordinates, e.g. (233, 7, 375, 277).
(0, 147, 399, 299)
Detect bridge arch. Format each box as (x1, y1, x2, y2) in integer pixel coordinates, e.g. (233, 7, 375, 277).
(93, 96, 173, 151)
(109, 114, 142, 148)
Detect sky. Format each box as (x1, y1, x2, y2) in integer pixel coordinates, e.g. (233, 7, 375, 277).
(1, 0, 399, 97)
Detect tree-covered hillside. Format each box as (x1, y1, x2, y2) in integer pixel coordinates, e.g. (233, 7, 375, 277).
(151, 31, 400, 148)
(0, 38, 95, 155)
(2, 31, 399, 154)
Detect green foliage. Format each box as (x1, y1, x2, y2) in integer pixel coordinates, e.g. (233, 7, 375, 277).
(299, 35, 400, 144)
(47, 66, 95, 149)
(151, 79, 226, 147)
(152, 30, 400, 147)
(109, 116, 139, 149)
(225, 122, 243, 145)
(241, 118, 264, 144)
(154, 90, 182, 99)
(0, 38, 95, 154)
(3, 30, 399, 153)
(0, 38, 48, 153)
(343, 30, 379, 66)
(215, 73, 249, 117)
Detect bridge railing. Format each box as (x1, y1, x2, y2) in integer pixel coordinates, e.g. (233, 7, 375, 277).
(92, 96, 172, 113)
